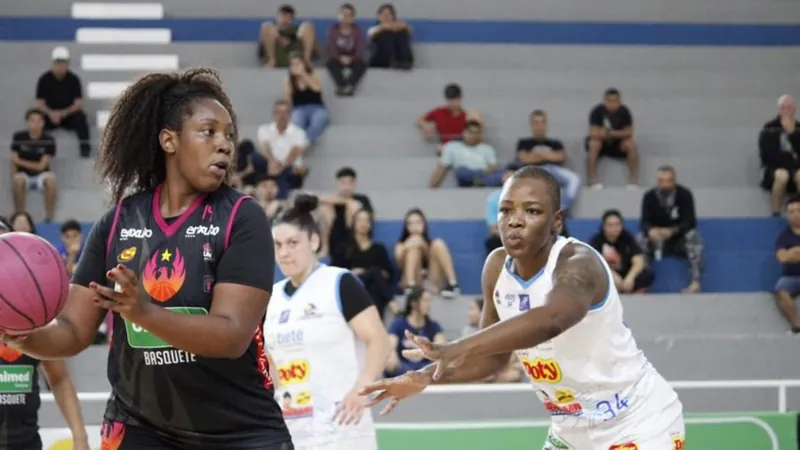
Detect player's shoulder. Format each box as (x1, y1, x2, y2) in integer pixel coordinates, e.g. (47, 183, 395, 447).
(556, 239, 605, 273)
(484, 247, 508, 279)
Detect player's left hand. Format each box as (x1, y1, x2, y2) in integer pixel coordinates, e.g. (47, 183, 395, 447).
(332, 388, 368, 426)
(89, 264, 152, 322)
(401, 330, 467, 381)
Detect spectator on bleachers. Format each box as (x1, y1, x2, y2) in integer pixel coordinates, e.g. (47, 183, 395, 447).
(773, 194, 800, 333)
(430, 120, 504, 188)
(417, 83, 483, 155)
(368, 3, 414, 69)
(231, 139, 267, 194)
(484, 167, 515, 255)
(10, 211, 36, 234)
(460, 299, 524, 383)
(253, 175, 285, 221)
(331, 209, 395, 318)
(10, 108, 58, 222)
(320, 167, 374, 263)
(589, 209, 655, 294)
(257, 99, 309, 198)
(638, 166, 703, 293)
(515, 109, 581, 213)
(0, 217, 10, 235)
(35, 46, 91, 158)
(394, 208, 460, 296)
(285, 53, 329, 144)
(585, 87, 639, 188)
(56, 219, 83, 276)
(326, 3, 367, 96)
(759, 94, 800, 216)
(259, 4, 317, 67)
(386, 287, 445, 376)
(461, 298, 482, 337)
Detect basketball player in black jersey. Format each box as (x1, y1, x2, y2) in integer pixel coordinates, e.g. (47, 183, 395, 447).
(0, 343, 89, 450)
(1, 68, 292, 449)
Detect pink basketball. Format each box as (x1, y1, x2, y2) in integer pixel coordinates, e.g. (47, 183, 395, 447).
(0, 232, 69, 332)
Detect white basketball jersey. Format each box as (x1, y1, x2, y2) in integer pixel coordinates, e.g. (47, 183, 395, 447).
(264, 265, 376, 447)
(494, 237, 680, 430)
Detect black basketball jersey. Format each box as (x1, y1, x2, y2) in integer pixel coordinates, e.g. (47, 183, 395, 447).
(0, 346, 41, 449)
(102, 185, 288, 446)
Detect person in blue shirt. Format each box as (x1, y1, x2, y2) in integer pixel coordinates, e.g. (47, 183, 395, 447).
(385, 287, 445, 375)
(55, 219, 83, 276)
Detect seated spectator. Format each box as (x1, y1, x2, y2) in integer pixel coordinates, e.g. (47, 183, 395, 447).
(386, 287, 445, 376)
(285, 53, 329, 144)
(319, 167, 374, 262)
(231, 139, 268, 194)
(259, 4, 316, 67)
(332, 209, 395, 318)
(515, 110, 581, 213)
(394, 208, 460, 296)
(430, 121, 504, 188)
(0, 217, 11, 235)
(253, 175, 285, 220)
(11, 108, 58, 222)
(35, 47, 91, 158)
(461, 298, 482, 337)
(417, 83, 483, 154)
(368, 3, 413, 69)
(585, 87, 639, 188)
(638, 166, 703, 293)
(326, 3, 367, 96)
(759, 94, 800, 216)
(589, 210, 654, 293)
(257, 99, 310, 198)
(484, 168, 515, 255)
(10, 211, 37, 234)
(56, 219, 83, 276)
(774, 195, 800, 333)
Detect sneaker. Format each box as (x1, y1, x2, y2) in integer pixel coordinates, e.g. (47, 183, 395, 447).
(440, 282, 460, 298)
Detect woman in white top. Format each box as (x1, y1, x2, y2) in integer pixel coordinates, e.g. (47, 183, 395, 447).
(266, 194, 391, 450)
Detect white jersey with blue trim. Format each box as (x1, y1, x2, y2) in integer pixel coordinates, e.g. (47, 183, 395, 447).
(264, 265, 375, 448)
(493, 236, 681, 430)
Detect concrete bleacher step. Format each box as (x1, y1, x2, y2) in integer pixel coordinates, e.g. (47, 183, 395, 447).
(81, 53, 179, 71)
(71, 2, 165, 19)
(76, 28, 172, 44)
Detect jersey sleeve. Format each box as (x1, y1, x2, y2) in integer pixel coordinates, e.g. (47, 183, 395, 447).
(338, 272, 375, 322)
(589, 105, 604, 126)
(71, 206, 116, 287)
(215, 198, 275, 293)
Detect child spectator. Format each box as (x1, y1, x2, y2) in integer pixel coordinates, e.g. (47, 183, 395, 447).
(386, 287, 445, 375)
(368, 3, 413, 69)
(394, 208, 460, 296)
(589, 210, 654, 294)
(252, 175, 285, 221)
(56, 219, 84, 276)
(10, 211, 36, 234)
(10, 109, 58, 222)
(326, 3, 367, 96)
(285, 53, 329, 144)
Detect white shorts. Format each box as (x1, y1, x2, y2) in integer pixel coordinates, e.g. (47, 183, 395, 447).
(294, 435, 378, 450)
(18, 171, 53, 190)
(544, 414, 685, 449)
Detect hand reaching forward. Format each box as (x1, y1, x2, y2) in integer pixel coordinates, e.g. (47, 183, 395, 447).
(400, 330, 467, 381)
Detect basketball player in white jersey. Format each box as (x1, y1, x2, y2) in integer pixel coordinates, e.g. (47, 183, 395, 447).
(361, 167, 685, 449)
(267, 194, 392, 450)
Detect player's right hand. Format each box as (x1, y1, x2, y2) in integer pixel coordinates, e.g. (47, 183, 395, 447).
(358, 371, 431, 416)
(0, 330, 29, 349)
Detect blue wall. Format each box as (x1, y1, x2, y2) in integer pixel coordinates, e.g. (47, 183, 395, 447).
(36, 218, 785, 295)
(0, 17, 799, 45)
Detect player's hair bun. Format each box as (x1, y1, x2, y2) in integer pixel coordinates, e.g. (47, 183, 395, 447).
(292, 193, 319, 215)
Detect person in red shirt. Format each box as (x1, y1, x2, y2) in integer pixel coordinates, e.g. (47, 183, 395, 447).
(417, 83, 482, 154)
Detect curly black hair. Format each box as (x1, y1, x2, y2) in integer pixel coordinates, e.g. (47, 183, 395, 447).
(97, 67, 238, 203)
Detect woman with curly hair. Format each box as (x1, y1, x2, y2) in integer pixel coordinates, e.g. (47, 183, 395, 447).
(1, 68, 293, 449)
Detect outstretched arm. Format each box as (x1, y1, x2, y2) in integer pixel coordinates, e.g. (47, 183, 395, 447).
(452, 243, 607, 359)
(419, 248, 512, 384)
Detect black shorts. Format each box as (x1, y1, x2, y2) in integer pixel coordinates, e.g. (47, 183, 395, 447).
(584, 136, 627, 159)
(760, 166, 799, 192)
(101, 421, 294, 450)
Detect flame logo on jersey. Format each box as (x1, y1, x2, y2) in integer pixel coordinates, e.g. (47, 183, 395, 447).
(279, 360, 310, 385)
(100, 421, 126, 450)
(0, 342, 22, 362)
(521, 357, 562, 383)
(672, 435, 685, 450)
(609, 443, 639, 450)
(142, 248, 186, 303)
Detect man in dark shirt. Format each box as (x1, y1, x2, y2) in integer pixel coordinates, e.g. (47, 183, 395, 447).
(325, 3, 367, 96)
(515, 109, 581, 212)
(10, 108, 58, 222)
(759, 94, 800, 215)
(774, 194, 800, 333)
(35, 46, 91, 157)
(638, 166, 703, 293)
(320, 167, 374, 262)
(585, 87, 639, 188)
